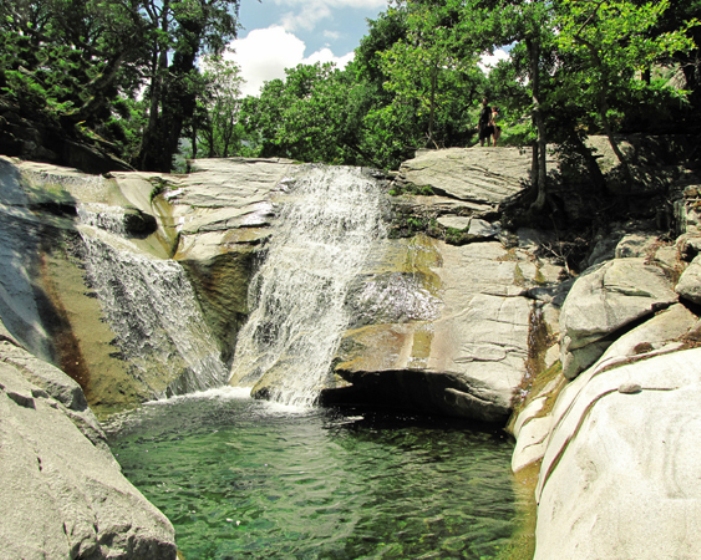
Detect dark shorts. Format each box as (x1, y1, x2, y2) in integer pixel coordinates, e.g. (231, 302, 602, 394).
(479, 125, 495, 140)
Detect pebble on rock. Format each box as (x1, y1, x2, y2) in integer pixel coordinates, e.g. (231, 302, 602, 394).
(618, 382, 643, 394)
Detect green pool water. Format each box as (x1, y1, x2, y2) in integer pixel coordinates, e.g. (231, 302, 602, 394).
(108, 388, 520, 560)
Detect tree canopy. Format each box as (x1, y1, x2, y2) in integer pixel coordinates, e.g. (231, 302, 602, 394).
(0, 0, 699, 176)
(0, 0, 240, 171)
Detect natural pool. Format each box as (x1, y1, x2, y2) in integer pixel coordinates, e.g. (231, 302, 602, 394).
(108, 388, 522, 560)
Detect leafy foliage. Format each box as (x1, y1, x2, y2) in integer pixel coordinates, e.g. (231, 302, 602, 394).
(0, 0, 699, 176)
(0, 0, 240, 171)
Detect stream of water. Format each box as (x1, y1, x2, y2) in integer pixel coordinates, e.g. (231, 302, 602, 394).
(109, 389, 519, 560)
(101, 165, 524, 558)
(77, 203, 228, 396)
(229, 166, 386, 406)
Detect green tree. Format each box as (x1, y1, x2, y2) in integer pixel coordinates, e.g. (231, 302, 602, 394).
(240, 62, 366, 164)
(137, 0, 241, 171)
(195, 51, 243, 158)
(464, 0, 558, 209)
(0, 0, 148, 151)
(555, 0, 697, 181)
(380, 0, 482, 149)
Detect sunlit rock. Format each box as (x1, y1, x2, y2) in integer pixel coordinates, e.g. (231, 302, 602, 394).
(0, 157, 232, 415)
(397, 147, 545, 204)
(559, 258, 678, 379)
(333, 238, 563, 422)
(534, 348, 701, 560)
(0, 333, 176, 559)
(676, 254, 701, 304)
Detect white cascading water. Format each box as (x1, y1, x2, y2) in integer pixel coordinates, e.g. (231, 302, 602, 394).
(76, 202, 228, 396)
(229, 166, 386, 406)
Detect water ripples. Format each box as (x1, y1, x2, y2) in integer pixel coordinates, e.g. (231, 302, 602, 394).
(110, 394, 517, 559)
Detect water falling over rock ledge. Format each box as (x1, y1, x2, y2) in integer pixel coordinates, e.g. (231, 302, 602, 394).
(4, 142, 701, 558)
(228, 165, 388, 406)
(0, 153, 549, 421)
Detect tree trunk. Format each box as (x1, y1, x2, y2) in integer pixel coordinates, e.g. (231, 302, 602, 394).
(577, 36, 633, 185)
(139, 27, 203, 172)
(191, 121, 198, 159)
(531, 144, 539, 187)
(427, 63, 439, 149)
(138, 1, 170, 170)
(527, 37, 547, 211)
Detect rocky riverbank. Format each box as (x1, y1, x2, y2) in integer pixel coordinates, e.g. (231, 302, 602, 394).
(1, 135, 700, 557)
(0, 320, 176, 558)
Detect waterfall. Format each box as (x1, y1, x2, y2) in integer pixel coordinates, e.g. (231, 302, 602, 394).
(229, 166, 386, 406)
(75, 202, 228, 397)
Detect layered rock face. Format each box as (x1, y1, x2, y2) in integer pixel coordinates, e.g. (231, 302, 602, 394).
(0, 323, 176, 559)
(0, 156, 295, 557)
(328, 147, 564, 422)
(332, 236, 556, 422)
(509, 171, 701, 557)
(0, 156, 294, 414)
(0, 149, 560, 423)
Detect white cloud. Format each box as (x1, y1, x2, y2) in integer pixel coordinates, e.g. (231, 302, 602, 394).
(478, 48, 510, 74)
(323, 30, 341, 40)
(229, 26, 355, 97)
(281, 4, 332, 32)
(303, 48, 354, 68)
(274, 0, 386, 32)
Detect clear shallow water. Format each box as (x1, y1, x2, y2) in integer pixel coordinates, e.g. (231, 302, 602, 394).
(108, 388, 519, 560)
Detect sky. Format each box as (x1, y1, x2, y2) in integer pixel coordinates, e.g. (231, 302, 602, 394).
(228, 0, 510, 98)
(229, 0, 388, 96)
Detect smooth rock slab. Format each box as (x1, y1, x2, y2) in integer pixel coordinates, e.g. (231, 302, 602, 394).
(0, 344, 176, 560)
(534, 348, 701, 560)
(398, 147, 540, 204)
(437, 215, 472, 230)
(512, 416, 551, 473)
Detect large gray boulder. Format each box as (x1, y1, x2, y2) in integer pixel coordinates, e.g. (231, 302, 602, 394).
(534, 348, 701, 560)
(676, 254, 701, 304)
(559, 258, 678, 379)
(397, 147, 546, 205)
(0, 338, 176, 560)
(332, 237, 563, 422)
(511, 303, 697, 474)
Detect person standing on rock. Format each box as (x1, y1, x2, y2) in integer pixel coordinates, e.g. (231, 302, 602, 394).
(478, 98, 495, 147)
(491, 106, 501, 146)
